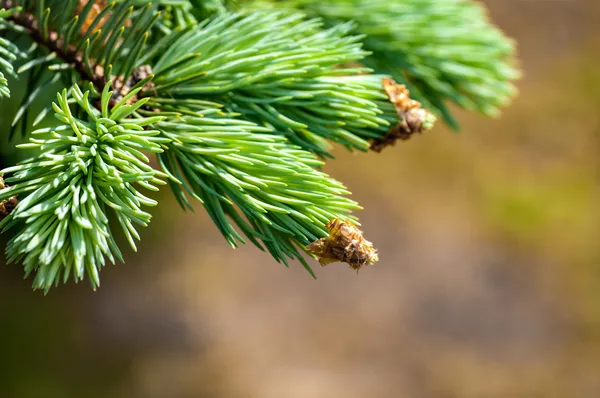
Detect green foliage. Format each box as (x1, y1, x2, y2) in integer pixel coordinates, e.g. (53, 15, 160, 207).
(237, 0, 520, 129)
(0, 7, 26, 98)
(148, 11, 394, 156)
(155, 108, 360, 274)
(0, 83, 166, 292)
(0, 0, 162, 130)
(0, 0, 519, 290)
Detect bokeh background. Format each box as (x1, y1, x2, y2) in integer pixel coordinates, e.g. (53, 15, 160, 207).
(2, 0, 600, 397)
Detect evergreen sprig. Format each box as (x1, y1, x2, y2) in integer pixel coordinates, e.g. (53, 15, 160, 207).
(0, 83, 166, 292)
(1, 0, 161, 129)
(155, 106, 360, 274)
(0, 1, 519, 291)
(148, 11, 396, 157)
(238, 0, 520, 129)
(0, 6, 25, 98)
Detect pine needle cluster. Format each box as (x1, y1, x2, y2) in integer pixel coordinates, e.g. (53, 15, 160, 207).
(0, 0, 518, 291)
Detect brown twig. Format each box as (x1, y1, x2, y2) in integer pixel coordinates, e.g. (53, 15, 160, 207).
(3, 0, 107, 93)
(2, 0, 151, 105)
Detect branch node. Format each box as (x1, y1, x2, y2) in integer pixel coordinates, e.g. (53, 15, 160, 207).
(110, 64, 155, 105)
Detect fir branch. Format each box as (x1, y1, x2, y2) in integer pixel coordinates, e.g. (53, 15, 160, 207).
(238, 0, 520, 129)
(0, 6, 27, 98)
(154, 105, 361, 274)
(0, 1, 520, 291)
(1, 0, 161, 117)
(147, 11, 398, 157)
(0, 82, 167, 292)
(2, 0, 106, 92)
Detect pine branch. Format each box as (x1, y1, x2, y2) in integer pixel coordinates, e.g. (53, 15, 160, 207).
(0, 82, 167, 292)
(237, 0, 520, 129)
(0, 1, 519, 291)
(0, 6, 26, 98)
(2, 0, 106, 90)
(1, 4, 392, 290)
(146, 11, 401, 157)
(154, 106, 361, 274)
(0, 0, 161, 125)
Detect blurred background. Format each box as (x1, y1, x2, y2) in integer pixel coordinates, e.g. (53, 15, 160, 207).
(1, 0, 600, 397)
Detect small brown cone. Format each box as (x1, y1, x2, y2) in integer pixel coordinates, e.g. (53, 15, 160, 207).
(370, 77, 436, 152)
(307, 218, 378, 271)
(0, 175, 18, 222)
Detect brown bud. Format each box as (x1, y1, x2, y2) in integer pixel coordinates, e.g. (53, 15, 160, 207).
(307, 218, 378, 271)
(0, 176, 18, 222)
(370, 77, 435, 152)
(0, 196, 19, 222)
